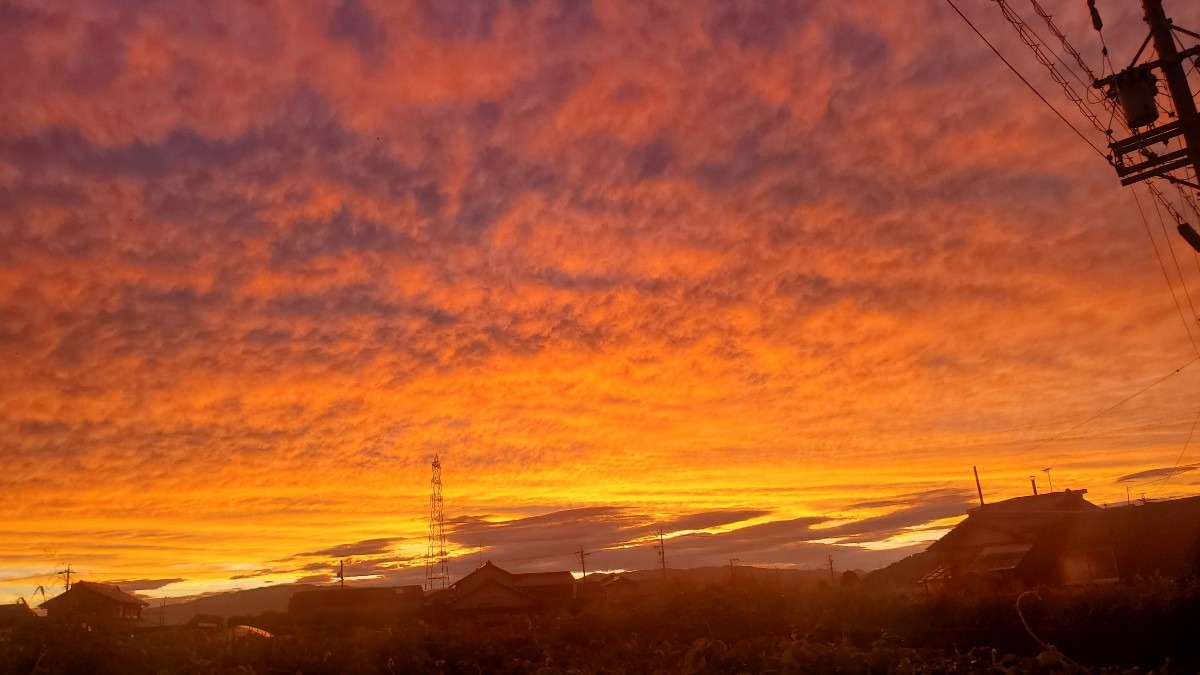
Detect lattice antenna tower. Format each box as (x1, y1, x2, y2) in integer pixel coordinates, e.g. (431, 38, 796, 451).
(424, 454, 449, 591)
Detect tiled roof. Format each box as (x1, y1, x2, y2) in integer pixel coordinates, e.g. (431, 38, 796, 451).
(0, 603, 36, 621)
(513, 571, 575, 587)
(41, 581, 149, 608)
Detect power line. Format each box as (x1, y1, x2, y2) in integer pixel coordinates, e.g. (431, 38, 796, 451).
(1147, 184, 1200, 326)
(988, 0, 1120, 139)
(1131, 185, 1200, 355)
(1146, 405, 1200, 495)
(943, 0, 1109, 159)
(1013, 355, 1200, 459)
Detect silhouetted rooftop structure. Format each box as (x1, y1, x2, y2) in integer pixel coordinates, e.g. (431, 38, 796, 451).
(0, 602, 36, 625)
(40, 581, 149, 621)
(903, 490, 1200, 591)
(442, 561, 575, 615)
(288, 585, 424, 624)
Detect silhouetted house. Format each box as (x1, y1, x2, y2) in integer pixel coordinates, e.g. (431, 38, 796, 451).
(0, 601, 37, 642)
(912, 490, 1200, 591)
(917, 490, 1098, 591)
(288, 586, 424, 624)
(1053, 494, 1200, 584)
(580, 573, 642, 602)
(442, 561, 575, 615)
(40, 581, 149, 622)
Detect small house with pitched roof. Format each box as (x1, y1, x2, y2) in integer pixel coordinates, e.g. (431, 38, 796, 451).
(288, 585, 424, 624)
(40, 581, 149, 622)
(901, 490, 1200, 591)
(442, 561, 575, 615)
(0, 601, 37, 642)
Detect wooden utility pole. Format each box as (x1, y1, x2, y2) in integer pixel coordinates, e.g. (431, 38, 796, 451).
(1097, 0, 1200, 192)
(1144, 0, 1200, 173)
(655, 529, 668, 583)
(56, 565, 72, 591)
(577, 546, 591, 590)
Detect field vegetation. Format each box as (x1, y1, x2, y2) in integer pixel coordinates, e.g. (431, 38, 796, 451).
(3, 577, 1198, 674)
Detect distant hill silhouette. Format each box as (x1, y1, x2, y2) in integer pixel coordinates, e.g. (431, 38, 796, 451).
(149, 584, 319, 625)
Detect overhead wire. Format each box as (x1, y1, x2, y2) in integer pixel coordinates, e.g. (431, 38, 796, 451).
(1011, 355, 1200, 460)
(945, 0, 1200, 495)
(1147, 185, 1200, 327)
(1027, 0, 1105, 98)
(943, 0, 1109, 160)
(1130, 185, 1200, 355)
(988, 0, 1117, 140)
(1148, 406, 1200, 496)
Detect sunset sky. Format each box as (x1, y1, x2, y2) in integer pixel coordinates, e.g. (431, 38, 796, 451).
(5, 0, 1200, 603)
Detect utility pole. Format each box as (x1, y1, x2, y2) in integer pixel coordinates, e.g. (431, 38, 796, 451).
(1096, 0, 1200, 240)
(338, 559, 345, 589)
(1143, 0, 1200, 173)
(973, 466, 985, 506)
(56, 564, 72, 591)
(827, 555, 835, 584)
(577, 546, 591, 591)
(654, 529, 668, 583)
(729, 558, 739, 582)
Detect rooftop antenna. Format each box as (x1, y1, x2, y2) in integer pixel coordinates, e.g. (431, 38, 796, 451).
(1042, 467, 1054, 493)
(424, 454, 449, 591)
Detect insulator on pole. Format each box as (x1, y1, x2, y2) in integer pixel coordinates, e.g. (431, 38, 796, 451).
(1177, 222, 1200, 253)
(1086, 0, 1103, 31)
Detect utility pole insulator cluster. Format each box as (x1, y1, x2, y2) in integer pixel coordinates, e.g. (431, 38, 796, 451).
(1097, 0, 1200, 228)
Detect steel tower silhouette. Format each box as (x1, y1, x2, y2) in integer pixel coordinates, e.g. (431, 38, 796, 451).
(424, 454, 449, 591)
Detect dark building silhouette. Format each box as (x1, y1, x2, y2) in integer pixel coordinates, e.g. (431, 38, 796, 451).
(39, 581, 149, 622)
(438, 561, 575, 615)
(579, 572, 642, 602)
(0, 601, 37, 642)
(876, 491, 1200, 592)
(288, 586, 424, 624)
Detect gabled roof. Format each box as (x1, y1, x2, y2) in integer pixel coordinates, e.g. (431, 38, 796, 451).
(40, 581, 149, 609)
(452, 561, 574, 590)
(968, 489, 1098, 516)
(446, 578, 538, 610)
(930, 490, 1098, 553)
(593, 573, 637, 587)
(512, 571, 575, 587)
(0, 602, 36, 621)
